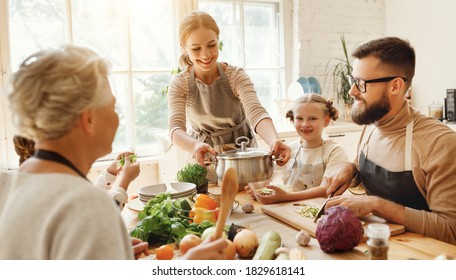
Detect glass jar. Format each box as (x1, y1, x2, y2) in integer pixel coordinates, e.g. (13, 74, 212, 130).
(366, 223, 390, 260)
(428, 104, 443, 119)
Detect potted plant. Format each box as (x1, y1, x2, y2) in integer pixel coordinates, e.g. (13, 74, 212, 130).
(176, 163, 209, 194)
(324, 34, 354, 120)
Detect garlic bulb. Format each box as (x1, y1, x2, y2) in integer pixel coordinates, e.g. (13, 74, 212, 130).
(295, 230, 311, 246)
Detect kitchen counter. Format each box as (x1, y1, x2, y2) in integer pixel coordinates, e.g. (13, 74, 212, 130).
(122, 185, 456, 260)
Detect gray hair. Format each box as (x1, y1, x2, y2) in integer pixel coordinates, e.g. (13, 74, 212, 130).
(8, 45, 111, 141)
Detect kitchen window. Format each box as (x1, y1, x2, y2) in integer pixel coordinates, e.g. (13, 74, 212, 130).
(0, 0, 289, 169)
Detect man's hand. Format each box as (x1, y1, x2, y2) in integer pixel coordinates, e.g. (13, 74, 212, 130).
(321, 162, 358, 196)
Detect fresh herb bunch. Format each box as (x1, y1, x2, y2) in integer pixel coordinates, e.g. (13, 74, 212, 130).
(130, 193, 214, 245)
(117, 153, 138, 168)
(176, 163, 208, 187)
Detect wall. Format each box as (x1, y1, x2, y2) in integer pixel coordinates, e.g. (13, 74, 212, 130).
(291, 0, 385, 100)
(385, 0, 456, 115)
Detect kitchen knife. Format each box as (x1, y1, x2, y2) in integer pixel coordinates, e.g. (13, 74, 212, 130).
(313, 193, 334, 223)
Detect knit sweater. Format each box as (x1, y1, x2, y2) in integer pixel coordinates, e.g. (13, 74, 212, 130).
(0, 172, 134, 259)
(168, 63, 271, 138)
(356, 102, 456, 244)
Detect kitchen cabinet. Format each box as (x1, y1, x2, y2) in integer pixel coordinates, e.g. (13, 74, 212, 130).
(323, 127, 362, 161)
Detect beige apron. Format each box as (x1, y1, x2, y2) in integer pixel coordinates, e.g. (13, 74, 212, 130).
(187, 63, 256, 183)
(286, 143, 325, 191)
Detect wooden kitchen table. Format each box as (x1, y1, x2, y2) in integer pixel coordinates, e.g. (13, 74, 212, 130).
(122, 186, 456, 260)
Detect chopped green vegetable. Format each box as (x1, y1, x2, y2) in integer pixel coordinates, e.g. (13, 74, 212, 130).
(296, 204, 319, 219)
(130, 193, 215, 246)
(117, 153, 137, 168)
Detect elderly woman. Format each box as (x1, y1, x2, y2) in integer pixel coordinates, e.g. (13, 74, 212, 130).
(0, 45, 227, 260)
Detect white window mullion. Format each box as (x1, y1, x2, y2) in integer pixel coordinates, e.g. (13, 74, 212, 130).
(65, 0, 73, 43)
(238, 0, 246, 68)
(0, 0, 15, 170)
(124, 0, 136, 151)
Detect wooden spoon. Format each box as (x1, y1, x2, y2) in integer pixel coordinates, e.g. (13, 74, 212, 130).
(214, 167, 238, 239)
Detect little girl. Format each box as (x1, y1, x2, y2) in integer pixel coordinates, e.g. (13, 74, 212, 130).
(246, 93, 348, 204)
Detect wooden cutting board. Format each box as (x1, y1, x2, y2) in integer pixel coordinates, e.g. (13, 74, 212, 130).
(261, 197, 405, 242)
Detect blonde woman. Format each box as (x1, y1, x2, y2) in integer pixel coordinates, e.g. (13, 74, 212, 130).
(0, 45, 227, 260)
(167, 11, 290, 183)
(246, 94, 348, 204)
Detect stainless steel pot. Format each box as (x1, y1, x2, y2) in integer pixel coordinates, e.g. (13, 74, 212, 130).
(207, 136, 277, 184)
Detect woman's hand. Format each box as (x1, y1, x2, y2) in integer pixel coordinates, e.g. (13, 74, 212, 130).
(270, 139, 291, 167)
(182, 235, 228, 260)
(193, 141, 217, 166)
(131, 237, 149, 260)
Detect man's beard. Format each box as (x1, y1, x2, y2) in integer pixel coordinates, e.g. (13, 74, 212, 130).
(351, 91, 391, 125)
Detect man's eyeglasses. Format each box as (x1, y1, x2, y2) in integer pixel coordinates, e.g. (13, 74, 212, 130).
(347, 74, 408, 93)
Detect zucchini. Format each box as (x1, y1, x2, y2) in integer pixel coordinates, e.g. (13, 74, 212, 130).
(252, 230, 282, 260)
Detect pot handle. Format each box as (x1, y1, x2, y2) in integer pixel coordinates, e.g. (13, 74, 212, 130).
(271, 155, 284, 162)
(235, 136, 250, 152)
(204, 160, 216, 166)
(204, 157, 218, 167)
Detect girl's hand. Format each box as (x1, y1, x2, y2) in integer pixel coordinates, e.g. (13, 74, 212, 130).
(193, 141, 217, 166)
(244, 184, 257, 201)
(254, 185, 289, 204)
(116, 158, 140, 191)
(271, 139, 291, 167)
(107, 151, 135, 175)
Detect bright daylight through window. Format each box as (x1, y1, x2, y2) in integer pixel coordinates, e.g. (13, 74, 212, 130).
(0, 0, 285, 169)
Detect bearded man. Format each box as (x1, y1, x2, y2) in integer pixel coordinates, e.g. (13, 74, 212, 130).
(321, 37, 456, 245)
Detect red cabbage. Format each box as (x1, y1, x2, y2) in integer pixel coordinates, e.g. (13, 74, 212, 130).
(316, 205, 363, 253)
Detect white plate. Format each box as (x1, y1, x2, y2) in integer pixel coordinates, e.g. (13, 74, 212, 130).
(126, 198, 144, 212)
(138, 182, 196, 197)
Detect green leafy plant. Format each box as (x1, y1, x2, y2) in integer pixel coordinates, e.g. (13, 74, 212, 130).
(130, 193, 214, 245)
(324, 34, 354, 106)
(176, 163, 208, 187)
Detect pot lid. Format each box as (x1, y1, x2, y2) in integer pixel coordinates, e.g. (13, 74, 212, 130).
(217, 148, 271, 159)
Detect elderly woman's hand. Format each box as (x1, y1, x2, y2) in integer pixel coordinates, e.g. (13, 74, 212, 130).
(182, 235, 228, 260)
(131, 237, 149, 259)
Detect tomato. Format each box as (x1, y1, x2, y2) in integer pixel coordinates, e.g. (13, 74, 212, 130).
(156, 244, 174, 260)
(193, 194, 218, 210)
